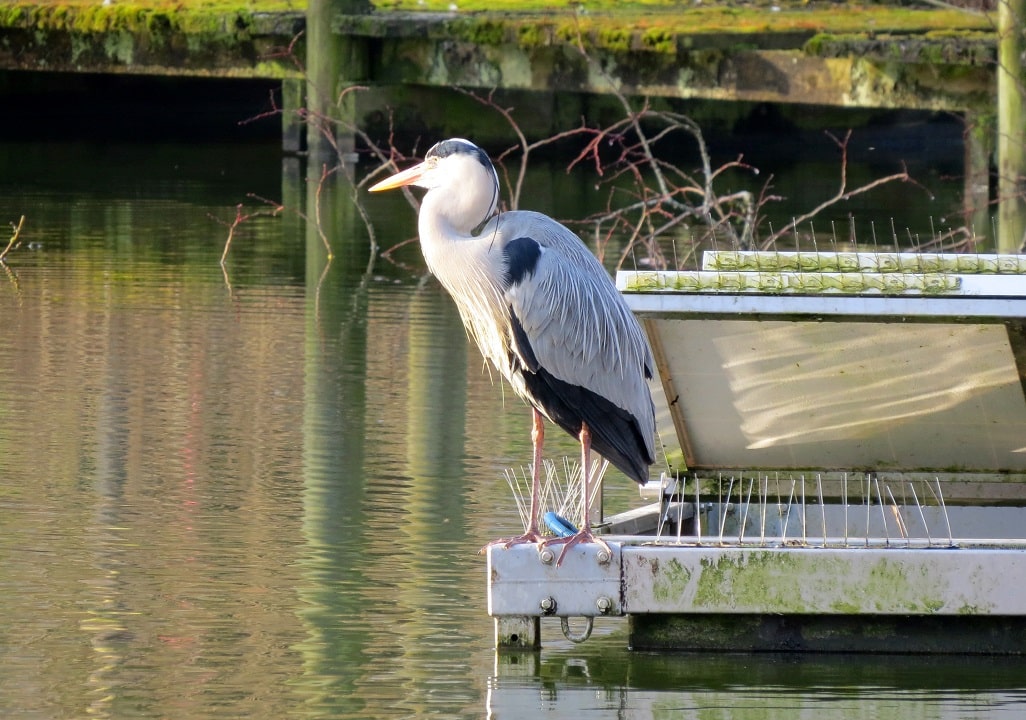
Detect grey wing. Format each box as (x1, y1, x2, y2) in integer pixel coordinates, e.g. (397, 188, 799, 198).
(502, 217, 657, 469)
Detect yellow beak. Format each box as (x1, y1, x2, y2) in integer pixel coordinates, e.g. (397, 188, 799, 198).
(368, 161, 428, 192)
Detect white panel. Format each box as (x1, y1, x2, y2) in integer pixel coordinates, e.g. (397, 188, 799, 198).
(653, 319, 1026, 472)
(487, 542, 622, 617)
(622, 545, 1026, 615)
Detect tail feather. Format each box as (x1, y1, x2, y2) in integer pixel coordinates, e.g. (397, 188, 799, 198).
(522, 367, 653, 484)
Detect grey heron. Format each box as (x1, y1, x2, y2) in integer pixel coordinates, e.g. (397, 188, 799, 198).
(369, 138, 656, 559)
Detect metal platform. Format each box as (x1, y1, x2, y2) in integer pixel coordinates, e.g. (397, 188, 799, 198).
(486, 252, 1026, 653)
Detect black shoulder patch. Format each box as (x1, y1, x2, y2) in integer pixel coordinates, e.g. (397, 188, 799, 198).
(502, 236, 541, 288)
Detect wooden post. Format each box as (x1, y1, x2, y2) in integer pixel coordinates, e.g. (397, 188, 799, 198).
(997, 0, 1026, 252)
(494, 617, 541, 651)
(281, 76, 305, 154)
(306, 0, 371, 162)
(964, 111, 993, 246)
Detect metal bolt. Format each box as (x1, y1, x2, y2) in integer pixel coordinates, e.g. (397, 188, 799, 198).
(596, 596, 612, 614)
(539, 596, 557, 614)
(596, 549, 611, 565)
(538, 548, 555, 565)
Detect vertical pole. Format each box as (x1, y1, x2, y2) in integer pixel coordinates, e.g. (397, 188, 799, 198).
(281, 77, 305, 154)
(997, 0, 1026, 252)
(963, 110, 993, 247)
(306, 0, 371, 162)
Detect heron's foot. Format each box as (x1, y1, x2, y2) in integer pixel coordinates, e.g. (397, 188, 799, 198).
(479, 530, 544, 554)
(541, 528, 611, 567)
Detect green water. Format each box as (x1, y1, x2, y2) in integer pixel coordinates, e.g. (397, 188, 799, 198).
(0, 139, 1021, 719)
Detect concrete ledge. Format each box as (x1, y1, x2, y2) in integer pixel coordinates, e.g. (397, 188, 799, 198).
(0, 6, 304, 77)
(0, 5, 998, 111)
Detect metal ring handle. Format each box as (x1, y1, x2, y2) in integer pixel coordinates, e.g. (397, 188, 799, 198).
(560, 616, 594, 644)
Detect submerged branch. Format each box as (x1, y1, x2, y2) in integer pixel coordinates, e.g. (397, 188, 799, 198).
(1, 215, 25, 263)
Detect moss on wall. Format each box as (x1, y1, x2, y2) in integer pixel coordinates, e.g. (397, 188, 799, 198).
(2, 1, 992, 54)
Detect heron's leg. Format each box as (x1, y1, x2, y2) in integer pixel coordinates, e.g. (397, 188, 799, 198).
(482, 408, 546, 551)
(525, 407, 545, 535)
(579, 421, 592, 532)
(546, 421, 612, 567)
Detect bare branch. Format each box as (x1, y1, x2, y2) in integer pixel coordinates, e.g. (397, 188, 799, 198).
(453, 87, 595, 211)
(759, 131, 921, 248)
(1, 215, 25, 263)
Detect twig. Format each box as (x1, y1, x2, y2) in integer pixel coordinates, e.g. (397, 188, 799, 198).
(238, 34, 390, 267)
(211, 201, 284, 267)
(454, 87, 593, 211)
(1, 215, 26, 263)
(312, 162, 337, 261)
(219, 204, 245, 266)
(759, 130, 922, 249)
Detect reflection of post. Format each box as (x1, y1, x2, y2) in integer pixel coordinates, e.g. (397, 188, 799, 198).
(295, 192, 371, 712)
(281, 77, 305, 154)
(997, 0, 1025, 252)
(306, 0, 371, 161)
(83, 351, 131, 720)
(405, 287, 468, 523)
(281, 155, 305, 242)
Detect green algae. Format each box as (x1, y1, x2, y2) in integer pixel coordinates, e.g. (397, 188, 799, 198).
(682, 550, 968, 615)
(1, 0, 996, 106)
(454, 17, 506, 46)
(651, 558, 692, 604)
(597, 27, 631, 53)
(515, 22, 543, 49)
(2, 1, 994, 56)
(0, 1, 295, 37)
(806, 28, 995, 66)
(0, 0, 306, 76)
(691, 552, 806, 613)
(641, 27, 674, 54)
(370, 3, 991, 46)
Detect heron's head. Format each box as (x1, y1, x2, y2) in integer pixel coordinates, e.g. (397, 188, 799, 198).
(369, 138, 500, 231)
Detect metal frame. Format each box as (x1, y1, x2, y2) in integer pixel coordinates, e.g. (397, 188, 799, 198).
(488, 256, 1026, 652)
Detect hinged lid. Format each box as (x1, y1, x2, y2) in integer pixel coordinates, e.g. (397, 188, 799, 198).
(617, 253, 1026, 477)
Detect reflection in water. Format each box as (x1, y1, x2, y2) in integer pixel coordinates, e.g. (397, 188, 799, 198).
(291, 167, 493, 718)
(293, 154, 374, 718)
(81, 300, 138, 720)
(0, 141, 1024, 720)
(396, 286, 482, 715)
(490, 649, 1026, 719)
(295, 270, 370, 715)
